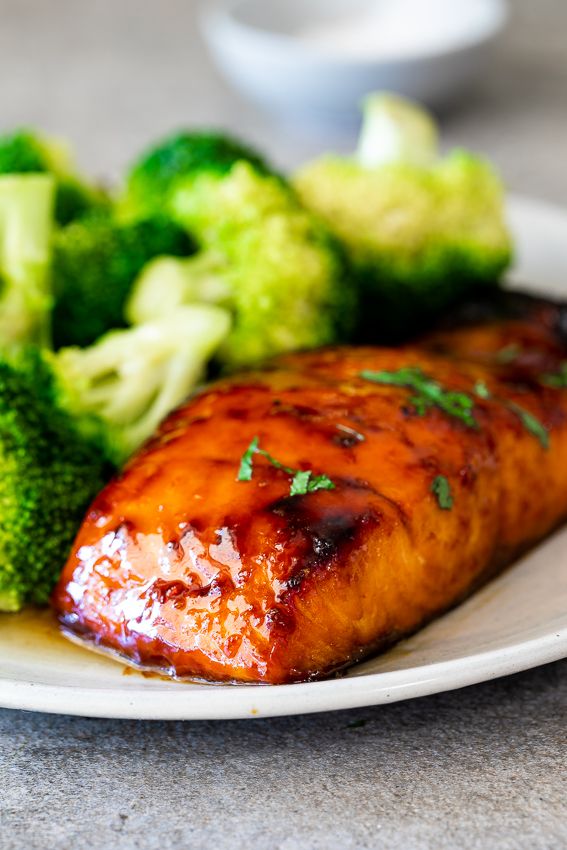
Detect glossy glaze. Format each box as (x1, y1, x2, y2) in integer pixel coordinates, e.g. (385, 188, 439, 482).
(52, 295, 567, 683)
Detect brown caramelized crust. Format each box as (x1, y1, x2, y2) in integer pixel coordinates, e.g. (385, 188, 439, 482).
(52, 294, 567, 683)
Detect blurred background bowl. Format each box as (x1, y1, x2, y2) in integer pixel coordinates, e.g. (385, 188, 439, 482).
(201, 0, 509, 127)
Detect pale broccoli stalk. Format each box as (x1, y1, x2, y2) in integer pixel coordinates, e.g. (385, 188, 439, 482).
(293, 93, 512, 341)
(51, 213, 194, 348)
(0, 129, 108, 225)
(0, 174, 55, 348)
(53, 304, 231, 464)
(356, 93, 439, 168)
(126, 251, 232, 324)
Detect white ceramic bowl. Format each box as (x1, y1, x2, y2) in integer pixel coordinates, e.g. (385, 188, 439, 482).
(201, 0, 508, 125)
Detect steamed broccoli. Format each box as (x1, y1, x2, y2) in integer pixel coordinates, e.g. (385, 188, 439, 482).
(51, 214, 195, 348)
(0, 348, 111, 611)
(53, 304, 230, 463)
(0, 129, 108, 225)
(128, 251, 232, 320)
(293, 94, 512, 340)
(127, 161, 353, 369)
(0, 304, 230, 611)
(120, 130, 274, 220)
(0, 174, 55, 347)
(123, 130, 353, 367)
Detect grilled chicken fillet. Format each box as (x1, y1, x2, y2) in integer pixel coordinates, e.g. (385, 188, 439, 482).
(53, 293, 567, 683)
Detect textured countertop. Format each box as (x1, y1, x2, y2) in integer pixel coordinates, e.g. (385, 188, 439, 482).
(1, 2, 566, 848)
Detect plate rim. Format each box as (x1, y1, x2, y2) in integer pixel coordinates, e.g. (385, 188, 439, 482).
(2, 193, 567, 720)
(2, 624, 567, 720)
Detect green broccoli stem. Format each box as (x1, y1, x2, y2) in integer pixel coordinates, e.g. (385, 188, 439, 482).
(0, 174, 55, 348)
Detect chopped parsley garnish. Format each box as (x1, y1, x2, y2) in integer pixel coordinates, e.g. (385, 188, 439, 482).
(361, 367, 549, 449)
(473, 380, 548, 447)
(237, 436, 259, 481)
(495, 344, 522, 364)
(289, 469, 312, 496)
(506, 402, 549, 449)
(290, 470, 335, 496)
(237, 436, 335, 496)
(431, 475, 453, 510)
(541, 362, 567, 389)
(360, 367, 477, 428)
(474, 380, 491, 400)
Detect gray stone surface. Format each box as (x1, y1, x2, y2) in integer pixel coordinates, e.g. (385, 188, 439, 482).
(2, 663, 567, 850)
(0, 0, 566, 201)
(1, 1, 566, 848)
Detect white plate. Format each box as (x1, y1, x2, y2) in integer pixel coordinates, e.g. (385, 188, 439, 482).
(1, 195, 566, 720)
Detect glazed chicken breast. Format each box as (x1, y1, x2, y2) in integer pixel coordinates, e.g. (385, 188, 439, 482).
(53, 293, 567, 683)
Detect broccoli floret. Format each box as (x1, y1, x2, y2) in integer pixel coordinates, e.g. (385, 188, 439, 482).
(127, 251, 232, 321)
(51, 214, 195, 348)
(127, 162, 354, 369)
(52, 304, 231, 464)
(0, 129, 108, 225)
(0, 305, 230, 610)
(121, 130, 274, 220)
(293, 94, 512, 340)
(0, 348, 111, 611)
(0, 174, 55, 348)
